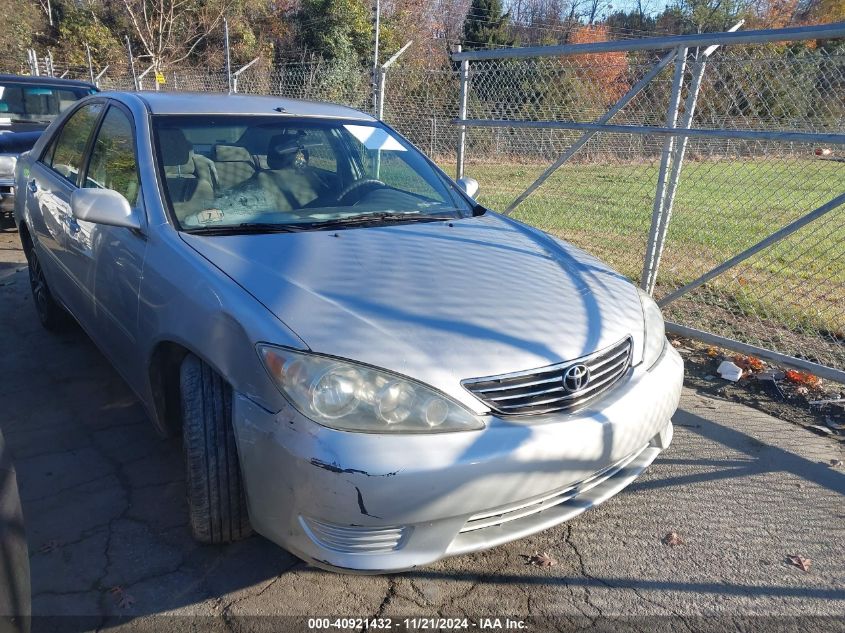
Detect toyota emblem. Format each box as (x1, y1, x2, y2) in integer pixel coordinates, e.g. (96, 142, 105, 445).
(562, 364, 590, 393)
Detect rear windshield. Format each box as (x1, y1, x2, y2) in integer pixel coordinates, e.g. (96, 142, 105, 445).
(151, 115, 472, 231)
(0, 82, 96, 122)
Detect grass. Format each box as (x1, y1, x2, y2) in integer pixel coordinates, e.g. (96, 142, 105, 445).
(440, 157, 845, 367)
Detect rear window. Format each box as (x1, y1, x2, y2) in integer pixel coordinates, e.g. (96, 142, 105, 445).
(0, 83, 96, 122)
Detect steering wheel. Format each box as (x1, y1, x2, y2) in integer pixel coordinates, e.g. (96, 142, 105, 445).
(337, 178, 385, 204)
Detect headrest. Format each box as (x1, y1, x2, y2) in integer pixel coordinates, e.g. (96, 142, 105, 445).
(164, 156, 196, 176)
(267, 134, 309, 170)
(158, 128, 192, 167)
(213, 144, 253, 163)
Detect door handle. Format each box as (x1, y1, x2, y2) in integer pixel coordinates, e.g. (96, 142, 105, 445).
(27, 179, 38, 194)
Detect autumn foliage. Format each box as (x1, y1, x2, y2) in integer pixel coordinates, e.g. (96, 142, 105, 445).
(567, 24, 630, 107)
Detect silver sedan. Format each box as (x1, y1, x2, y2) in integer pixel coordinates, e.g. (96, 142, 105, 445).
(14, 92, 683, 572)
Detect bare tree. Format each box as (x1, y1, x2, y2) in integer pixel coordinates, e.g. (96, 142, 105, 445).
(121, 0, 231, 72)
(585, 0, 610, 23)
(36, 0, 52, 26)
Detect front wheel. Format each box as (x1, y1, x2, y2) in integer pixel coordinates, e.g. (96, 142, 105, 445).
(180, 355, 252, 544)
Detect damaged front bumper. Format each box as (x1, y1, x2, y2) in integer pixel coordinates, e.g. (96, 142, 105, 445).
(232, 344, 683, 572)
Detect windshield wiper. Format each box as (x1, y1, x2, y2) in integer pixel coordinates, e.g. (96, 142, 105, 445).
(184, 213, 451, 236)
(183, 222, 310, 236)
(302, 212, 451, 229)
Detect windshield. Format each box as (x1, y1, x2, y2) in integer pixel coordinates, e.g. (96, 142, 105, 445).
(0, 83, 95, 123)
(152, 115, 473, 232)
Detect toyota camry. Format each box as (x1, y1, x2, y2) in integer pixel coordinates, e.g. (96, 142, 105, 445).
(14, 92, 683, 572)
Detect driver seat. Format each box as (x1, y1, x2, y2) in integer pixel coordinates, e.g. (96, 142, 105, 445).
(258, 134, 330, 211)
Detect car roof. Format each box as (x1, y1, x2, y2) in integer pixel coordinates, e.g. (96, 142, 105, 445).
(0, 73, 98, 90)
(126, 91, 375, 120)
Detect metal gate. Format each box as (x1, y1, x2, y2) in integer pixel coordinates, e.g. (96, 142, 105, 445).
(452, 23, 845, 383)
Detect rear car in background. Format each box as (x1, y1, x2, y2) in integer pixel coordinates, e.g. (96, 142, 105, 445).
(0, 75, 97, 226)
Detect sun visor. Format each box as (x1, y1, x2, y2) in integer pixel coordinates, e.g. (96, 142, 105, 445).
(343, 124, 406, 151)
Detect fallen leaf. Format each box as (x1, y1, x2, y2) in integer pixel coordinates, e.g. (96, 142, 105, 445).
(733, 355, 765, 372)
(785, 370, 821, 388)
(117, 593, 135, 609)
(829, 459, 843, 468)
(526, 552, 557, 567)
(787, 555, 811, 572)
(109, 586, 136, 609)
(706, 347, 719, 358)
(662, 531, 684, 546)
(670, 339, 682, 348)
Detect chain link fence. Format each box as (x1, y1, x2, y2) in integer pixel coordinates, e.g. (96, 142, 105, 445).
(452, 27, 845, 380)
(27, 26, 845, 380)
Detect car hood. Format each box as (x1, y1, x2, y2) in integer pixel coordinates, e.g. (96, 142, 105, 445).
(182, 213, 645, 413)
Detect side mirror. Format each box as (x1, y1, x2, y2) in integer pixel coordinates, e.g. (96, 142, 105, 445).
(456, 176, 479, 199)
(71, 188, 141, 230)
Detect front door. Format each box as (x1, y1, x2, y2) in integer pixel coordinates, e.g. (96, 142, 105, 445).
(76, 103, 147, 386)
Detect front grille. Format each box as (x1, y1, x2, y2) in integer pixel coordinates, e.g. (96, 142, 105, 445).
(462, 337, 633, 416)
(300, 517, 409, 554)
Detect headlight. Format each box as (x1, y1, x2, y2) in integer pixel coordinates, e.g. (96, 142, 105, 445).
(637, 288, 667, 369)
(258, 345, 485, 433)
(0, 154, 17, 179)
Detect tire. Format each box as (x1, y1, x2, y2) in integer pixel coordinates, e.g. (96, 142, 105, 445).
(25, 243, 67, 331)
(180, 354, 252, 544)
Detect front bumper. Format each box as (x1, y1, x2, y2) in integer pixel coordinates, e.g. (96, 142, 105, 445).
(233, 344, 683, 572)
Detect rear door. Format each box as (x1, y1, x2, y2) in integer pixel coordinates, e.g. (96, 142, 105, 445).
(25, 100, 104, 320)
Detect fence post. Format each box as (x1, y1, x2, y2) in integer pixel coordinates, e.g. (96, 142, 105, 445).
(231, 57, 260, 94)
(85, 43, 94, 84)
(224, 18, 233, 94)
(641, 46, 688, 292)
(126, 36, 138, 90)
(456, 46, 469, 180)
(645, 21, 744, 293)
(431, 117, 436, 156)
(27, 49, 38, 76)
(377, 68, 387, 120)
(46, 52, 54, 77)
(377, 40, 412, 122)
(372, 0, 380, 113)
(94, 66, 109, 89)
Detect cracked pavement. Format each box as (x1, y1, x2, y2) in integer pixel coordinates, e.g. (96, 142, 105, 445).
(1, 228, 844, 632)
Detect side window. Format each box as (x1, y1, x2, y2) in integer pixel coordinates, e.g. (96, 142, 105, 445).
(45, 102, 103, 185)
(84, 106, 140, 206)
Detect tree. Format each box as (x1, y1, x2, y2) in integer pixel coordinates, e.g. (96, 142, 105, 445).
(0, 0, 45, 71)
(462, 0, 513, 50)
(296, 0, 372, 63)
(120, 0, 231, 72)
(669, 0, 752, 32)
(568, 24, 630, 107)
(54, 2, 124, 68)
(804, 0, 845, 22)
